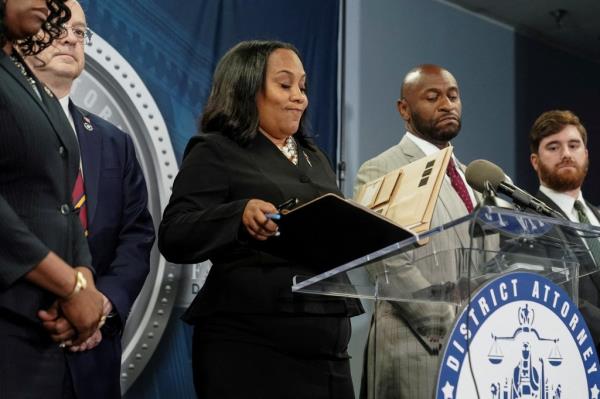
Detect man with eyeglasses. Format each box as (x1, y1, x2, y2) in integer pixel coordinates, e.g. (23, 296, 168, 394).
(25, 1, 155, 398)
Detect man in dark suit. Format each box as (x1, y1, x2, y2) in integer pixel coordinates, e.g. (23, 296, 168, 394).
(529, 109, 600, 350)
(25, 1, 155, 397)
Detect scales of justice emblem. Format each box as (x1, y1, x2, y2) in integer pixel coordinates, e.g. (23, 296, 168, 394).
(436, 272, 600, 399)
(487, 304, 565, 399)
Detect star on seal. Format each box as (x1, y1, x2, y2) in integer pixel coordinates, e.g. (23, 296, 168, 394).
(591, 384, 600, 399)
(442, 381, 455, 399)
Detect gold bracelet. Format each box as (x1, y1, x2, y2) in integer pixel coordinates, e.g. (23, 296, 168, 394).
(66, 271, 87, 299)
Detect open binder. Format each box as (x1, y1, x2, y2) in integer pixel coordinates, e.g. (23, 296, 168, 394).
(355, 146, 452, 234)
(259, 193, 414, 268)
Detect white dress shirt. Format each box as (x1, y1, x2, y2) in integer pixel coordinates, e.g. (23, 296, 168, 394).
(58, 95, 76, 134)
(539, 185, 599, 226)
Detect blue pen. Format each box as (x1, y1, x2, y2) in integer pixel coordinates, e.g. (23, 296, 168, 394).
(265, 213, 281, 237)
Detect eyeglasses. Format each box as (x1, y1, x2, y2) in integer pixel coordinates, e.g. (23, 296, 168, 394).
(61, 24, 93, 45)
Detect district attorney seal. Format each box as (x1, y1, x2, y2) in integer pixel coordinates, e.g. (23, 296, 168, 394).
(437, 271, 600, 399)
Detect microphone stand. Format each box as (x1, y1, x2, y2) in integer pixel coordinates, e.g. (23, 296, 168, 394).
(480, 180, 498, 208)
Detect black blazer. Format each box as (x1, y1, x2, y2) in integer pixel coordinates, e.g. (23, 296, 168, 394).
(0, 51, 90, 324)
(159, 132, 363, 320)
(536, 190, 600, 348)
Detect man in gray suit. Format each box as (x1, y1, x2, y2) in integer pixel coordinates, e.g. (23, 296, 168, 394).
(355, 64, 477, 399)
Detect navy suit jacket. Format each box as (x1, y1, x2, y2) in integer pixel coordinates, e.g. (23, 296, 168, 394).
(66, 102, 155, 399)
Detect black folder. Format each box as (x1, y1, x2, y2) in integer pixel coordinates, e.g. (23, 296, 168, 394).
(259, 193, 414, 269)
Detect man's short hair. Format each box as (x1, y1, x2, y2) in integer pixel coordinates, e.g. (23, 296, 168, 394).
(529, 110, 587, 153)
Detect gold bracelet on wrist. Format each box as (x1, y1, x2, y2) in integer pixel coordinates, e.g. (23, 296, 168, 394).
(66, 271, 87, 299)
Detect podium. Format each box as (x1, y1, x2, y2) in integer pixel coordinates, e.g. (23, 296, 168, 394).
(291, 206, 600, 399)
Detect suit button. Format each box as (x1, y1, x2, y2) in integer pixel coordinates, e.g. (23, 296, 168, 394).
(300, 175, 310, 183)
(60, 204, 71, 215)
(58, 146, 66, 158)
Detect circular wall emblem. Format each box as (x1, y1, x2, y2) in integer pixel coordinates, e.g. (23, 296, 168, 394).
(71, 32, 180, 393)
(437, 271, 600, 398)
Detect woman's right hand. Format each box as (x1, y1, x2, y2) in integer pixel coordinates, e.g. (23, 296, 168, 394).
(242, 199, 279, 240)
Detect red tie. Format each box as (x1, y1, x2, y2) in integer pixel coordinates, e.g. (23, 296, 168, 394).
(72, 168, 88, 235)
(447, 158, 474, 213)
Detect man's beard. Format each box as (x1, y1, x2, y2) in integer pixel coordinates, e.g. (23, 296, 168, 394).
(411, 111, 461, 144)
(538, 158, 588, 192)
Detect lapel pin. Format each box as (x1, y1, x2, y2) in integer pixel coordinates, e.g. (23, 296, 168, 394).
(303, 151, 312, 167)
(83, 116, 93, 132)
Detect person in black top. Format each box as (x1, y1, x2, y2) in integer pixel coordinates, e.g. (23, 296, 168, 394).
(159, 40, 363, 399)
(0, 1, 104, 397)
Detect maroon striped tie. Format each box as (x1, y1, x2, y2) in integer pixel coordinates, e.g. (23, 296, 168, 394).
(72, 168, 88, 235)
(447, 158, 474, 213)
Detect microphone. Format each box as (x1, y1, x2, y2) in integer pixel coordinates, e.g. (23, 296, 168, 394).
(465, 159, 562, 218)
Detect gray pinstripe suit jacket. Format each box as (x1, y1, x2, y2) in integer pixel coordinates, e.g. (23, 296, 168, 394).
(355, 135, 480, 399)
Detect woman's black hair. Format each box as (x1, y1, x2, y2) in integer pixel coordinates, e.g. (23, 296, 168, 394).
(0, 0, 71, 55)
(200, 40, 314, 149)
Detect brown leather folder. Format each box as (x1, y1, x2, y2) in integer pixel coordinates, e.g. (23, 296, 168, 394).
(355, 146, 452, 235)
(259, 193, 414, 269)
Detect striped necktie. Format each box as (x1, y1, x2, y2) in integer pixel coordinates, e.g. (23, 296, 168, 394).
(573, 200, 600, 267)
(447, 158, 474, 213)
(72, 168, 88, 236)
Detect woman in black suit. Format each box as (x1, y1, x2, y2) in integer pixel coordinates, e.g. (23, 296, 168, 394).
(0, 1, 104, 397)
(159, 40, 363, 398)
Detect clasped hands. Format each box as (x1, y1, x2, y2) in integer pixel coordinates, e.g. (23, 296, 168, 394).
(37, 267, 109, 352)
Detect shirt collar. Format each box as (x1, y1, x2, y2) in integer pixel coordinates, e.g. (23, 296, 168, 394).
(58, 95, 70, 118)
(404, 131, 444, 156)
(404, 131, 461, 166)
(539, 185, 585, 219)
(58, 95, 77, 136)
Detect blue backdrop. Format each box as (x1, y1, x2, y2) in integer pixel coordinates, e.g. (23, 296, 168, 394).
(78, 1, 340, 397)
(81, 0, 340, 163)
